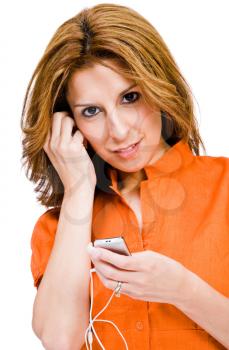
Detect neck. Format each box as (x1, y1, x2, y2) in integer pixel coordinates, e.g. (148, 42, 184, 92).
(118, 169, 146, 194)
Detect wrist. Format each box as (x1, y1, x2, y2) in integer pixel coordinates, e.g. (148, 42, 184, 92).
(61, 187, 95, 227)
(173, 266, 200, 309)
(63, 171, 96, 196)
(64, 181, 95, 198)
(64, 187, 95, 201)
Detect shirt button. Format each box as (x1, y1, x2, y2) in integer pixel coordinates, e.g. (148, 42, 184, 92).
(136, 321, 144, 330)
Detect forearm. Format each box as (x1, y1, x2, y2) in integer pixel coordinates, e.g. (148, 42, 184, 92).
(175, 269, 229, 349)
(33, 188, 94, 349)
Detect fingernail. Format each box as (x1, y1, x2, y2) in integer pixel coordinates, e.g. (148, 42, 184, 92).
(88, 247, 100, 258)
(86, 242, 93, 252)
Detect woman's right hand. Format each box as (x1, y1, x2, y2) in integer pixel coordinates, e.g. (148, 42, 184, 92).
(43, 111, 97, 195)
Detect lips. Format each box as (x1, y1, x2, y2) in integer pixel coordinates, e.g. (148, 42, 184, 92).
(114, 139, 142, 159)
(114, 140, 140, 152)
(116, 142, 138, 153)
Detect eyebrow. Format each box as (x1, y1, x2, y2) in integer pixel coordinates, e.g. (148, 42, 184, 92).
(73, 83, 137, 108)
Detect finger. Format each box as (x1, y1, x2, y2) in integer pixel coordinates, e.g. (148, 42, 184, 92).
(95, 268, 129, 296)
(99, 273, 137, 298)
(91, 258, 133, 283)
(72, 128, 84, 144)
(59, 116, 76, 143)
(51, 112, 69, 142)
(89, 247, 139, 271)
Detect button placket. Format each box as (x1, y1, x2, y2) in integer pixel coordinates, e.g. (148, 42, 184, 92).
(111, 186, 144, 249)
(140, 181, 157, 249)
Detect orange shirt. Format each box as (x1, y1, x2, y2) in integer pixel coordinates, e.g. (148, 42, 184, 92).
(30, 140, 229, 349)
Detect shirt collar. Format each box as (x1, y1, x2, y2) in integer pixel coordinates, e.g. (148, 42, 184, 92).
(107, 140, 195, 195)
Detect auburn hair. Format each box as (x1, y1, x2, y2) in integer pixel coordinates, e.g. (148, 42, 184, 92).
(21, 3, 205, 209)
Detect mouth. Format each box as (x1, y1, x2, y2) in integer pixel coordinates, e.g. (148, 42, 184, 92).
(114, 138, 142, 152)
(114, 138, 143, 159)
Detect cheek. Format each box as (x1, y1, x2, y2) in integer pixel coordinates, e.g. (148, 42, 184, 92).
(140, 107, 162, 136)
(75, 118, 106, 145)
(87, 130, 106, 150)
(149, 115, 162, 134)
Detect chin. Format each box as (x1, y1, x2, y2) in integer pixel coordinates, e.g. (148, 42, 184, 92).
(102, 150, 150, 173)
(113, 160, 147, 173)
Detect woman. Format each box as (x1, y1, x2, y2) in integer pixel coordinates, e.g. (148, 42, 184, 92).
(21, 3, 229, 349)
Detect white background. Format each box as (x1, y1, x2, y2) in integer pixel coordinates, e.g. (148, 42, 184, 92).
(0, 0, 228, 349)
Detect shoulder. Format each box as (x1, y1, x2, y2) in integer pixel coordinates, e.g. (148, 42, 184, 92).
(31, 208, 60, 242)
(30, 208, 60, 288)
(35, 207, 60, 223)
(192, 153, 229, 177)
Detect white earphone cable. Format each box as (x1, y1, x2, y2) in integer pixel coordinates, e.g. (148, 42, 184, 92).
(84, 268, 129, 350)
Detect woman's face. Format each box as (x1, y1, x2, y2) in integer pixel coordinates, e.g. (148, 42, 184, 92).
(67, 60, 169, 173)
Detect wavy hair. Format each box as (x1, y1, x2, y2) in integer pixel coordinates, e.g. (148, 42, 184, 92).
(21, 3, 205, 209)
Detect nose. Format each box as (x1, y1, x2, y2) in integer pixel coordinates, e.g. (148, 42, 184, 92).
(106, 107, 129, 140)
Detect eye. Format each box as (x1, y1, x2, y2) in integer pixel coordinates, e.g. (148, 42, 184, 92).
(81, 106, 100, 118)
(122, 91, 140, 104)
(80, 91, 140, 118)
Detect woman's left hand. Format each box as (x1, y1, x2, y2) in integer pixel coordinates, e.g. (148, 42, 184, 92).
(87, 244, 191, 305)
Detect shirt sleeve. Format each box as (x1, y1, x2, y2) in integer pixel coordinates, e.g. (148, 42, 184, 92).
(30, 208, 59, 288)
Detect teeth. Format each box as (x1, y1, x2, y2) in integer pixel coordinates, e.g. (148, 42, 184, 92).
(119, 144, 136, 152)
